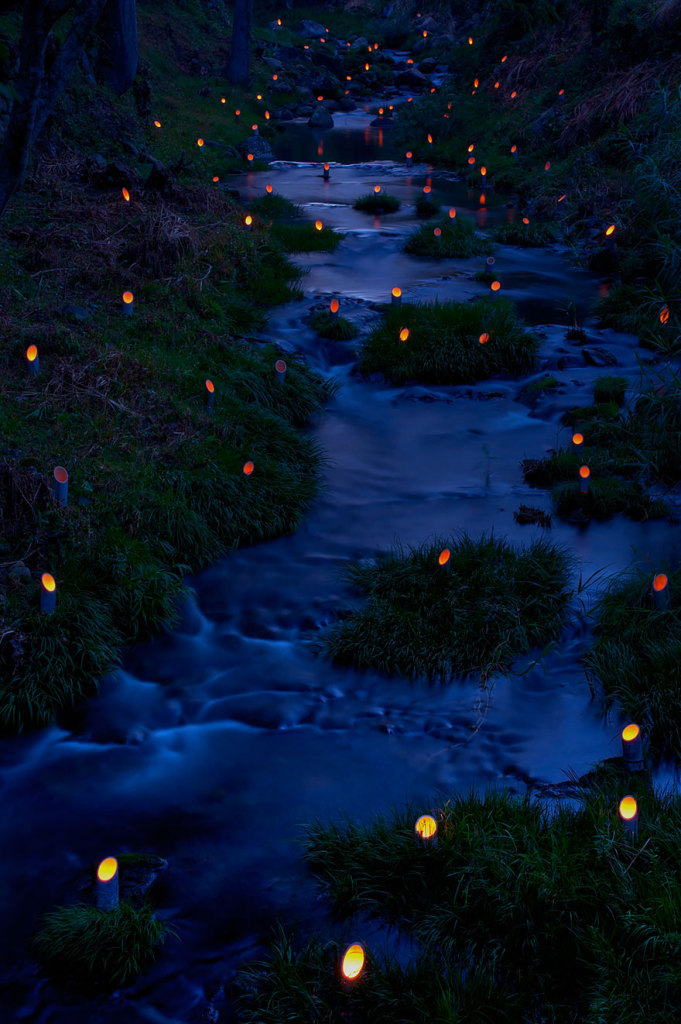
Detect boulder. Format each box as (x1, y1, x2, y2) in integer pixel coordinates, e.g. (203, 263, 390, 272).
(338, 96, 356, 111)
(298, 19, 327, 38)
(395, 67, 431, 90)
(236, 135, 274, 160)
(308, 106, 334, 129)
(350, 36, 369, 49)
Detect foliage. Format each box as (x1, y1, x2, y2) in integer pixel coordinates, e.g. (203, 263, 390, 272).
(491, 220, 558, 247)
(403, 216, 492, 258)
(34, 901, 172, 987)
(353, 192, 401, 214)
(270, 222, 344, 252)
(324, 534, 573, 682)
(359, 296, 538, 385)
(309, 311, 359, 341)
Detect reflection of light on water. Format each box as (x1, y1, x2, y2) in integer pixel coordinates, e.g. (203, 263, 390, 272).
(373, 216, 380, 229)
(364, 126, 370, 145)
(317, 141, 323, 156)
(477, 209, 487, 228)
(378, 128, 383, 148)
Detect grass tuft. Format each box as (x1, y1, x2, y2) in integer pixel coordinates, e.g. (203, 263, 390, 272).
(491, 220, 558, 247)
(324, 533, 574, 681)
(309, 312, 359, 340)
(403, 216, 492, 258)
(353, 192, 401, 214)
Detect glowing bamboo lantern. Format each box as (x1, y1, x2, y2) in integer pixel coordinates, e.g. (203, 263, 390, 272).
(468, 144, 474, 153)
(40, 572, 56, 614)
(621, 723, 644, 770)
(468, 36, 474, 45)
(275, 359, 287, 384)
(660, 306, 670, 324)
(652, 573, 670, 611)
(205, 379, 214, 412)
(235, 109, 241, 121)
(415, 814, 438, 842)
(265, 111, 270, 121)
(433, 227, 442, 240)
(558, 87, 565, 102)
(468, 156, 476, 166)
(522, 217, 530, 225)
(544, 161, 551, 171)
(391, 286, 402, 306)
(276, 17, 281, 26)
(511, 144, 518, 159)
(96, 857, 119, 911)
(423, 186, 431, 195)
(558, 194, 566, 203)
(406, 151, 412, 166)
(422, 30, 427, 38)
(244, 215, 253, 231)
(510, 91, 517, 99)
(579, 465, 590, 493)
(501, 55, 508, 62)
(26, 344, 39, 376)
(473, 78, 479, 88)
(341, 943, 365, 982)
(329, 298, 340, 320)
(374, 185, 382, 194)
(53, 466, 68, 506)
(427, 134, 433, 145)
(122, 187, 130, 202)
(243, 461, 254, 476)
(153, 119, 161, 128)
(490, 280, 501, 293)
(618, 795, 638, 841)
(437, 550, 450, 572)
(480, 193, 486, 205)
(212, 176, 220, 184)
(266, 184, 273, 194)
(315, 220, 323, 232)
(323, 162, 330, 180)
(122, 291, 134, 316)
(605, 223, 616, 252)
(479, 332, 490, 344)
(449, 208, 456, 219)
(221, 96, 226, 103)
(197, 137, 204, 148)
(399, 327, 409, 343)
(494, 81, 500, 90)
(251, 123, 259, 136)
(256, 94, 263, 101)
(365, 63, 370, 71)
(572, 432, 584, 448)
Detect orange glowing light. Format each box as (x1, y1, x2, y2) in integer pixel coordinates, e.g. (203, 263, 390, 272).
(449, 208, 456, 218)
(423, 30, 427, 37)
(660, 306, 670, 324)
(365, 63, 370, 71)
(423, 186, 431, 194)
(510, 144, 517, 153)
(653, 574, 668, 592)
(247, 153, 254, 162)
(26, 345, 38, 362)
(266, 184, 273, 194)
(468, 36, 474, 45)
(235, 109, 241, 116)
(406, 151, 412, 159)
(619, 796, 637, 821)
(468, 144, 474, 153)
(97, 857, 118, 882)
(347, 75, 352, 81)
(221, 96, 226, 103)
(341, 943, 365, 981)
(275, 359, 286, 373)
(244, 215, 253, 227)
(317, 95, 323, 102)
(415, 814, 438, 837)
(572, 433, 584, 446)
(374, 184, 381, 193)
(473, 78, 479, 88)
(212, 176, 219, 183)
(479, 332, 490, 344)
(122, 291, 134, 305)
(480, 166, 487, 176)
(407, 58, 414, 64)
(434, 227, 442, 237)
(378, 108, 384, 115)
(272, 75, 278, 81)
(544, 161, 551, 170)
(54, 467, 68, 484)
(374, 43, 378, 50)
(522, 216, 530, 224)
(511, 91, 517, 98)
(490, 280, 500, 291)
(315, 220, 323, 231)
(277, 17, 281, 25)
(399, 327, 409, 342)
(494, 81, 500, 89)
(122, 187, 130, 202)
(153, 120, 161, 128)
(501, 54, 508, 62)
(480, 193, 486, 204)
(330, 299, 339, 314)
(605, 224, 616, 236)
(622, 723, 640, 742)
(392, 287, 402, 298)
(265, 111, 270, 120)
(243, 461, 254, 476)
(579, 465, 590, 479)
(256, 94, 262, 101)
(558, 194, 566, 202)
(197, 138, 204, 147)
(41, 572, 56, 592)
(559, 88, 565, 96)
(324, 163, 329, 171)
(468, 157, 476, 165)
(427, 134, 433, 144)
(251, 123, 258, 131)
(206, 379, 214, 393)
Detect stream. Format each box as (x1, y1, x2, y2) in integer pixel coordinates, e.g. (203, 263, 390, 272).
(3, 107, 681, 1023)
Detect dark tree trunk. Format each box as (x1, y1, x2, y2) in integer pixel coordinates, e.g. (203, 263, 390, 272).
(0, 0, 110, 217)
(227, 0, 251, 86)
(96, 0, 138, 96)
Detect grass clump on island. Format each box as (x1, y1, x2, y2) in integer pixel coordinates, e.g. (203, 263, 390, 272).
(249, 193, 300, 219)
(0, 168, 335, 733)
(270, 221, 344, 253)
(491, 220, 558, 247)
(309, 311, 359, 341)
(359, 296, 538, 385)
(324, 534, 573, 682)
(522, 377, 672, 522)
(353, 191, 401, 214)
(238, 777, 681, 1023)
(403, 215, 492, 258)
(586, 566, 681, 759)
(34, 902, 172, 988)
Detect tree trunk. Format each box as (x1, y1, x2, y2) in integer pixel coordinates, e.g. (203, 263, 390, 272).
(0, 0, 110, 217)
(96, 0, 138, 96)
(227, 0, 251, 86)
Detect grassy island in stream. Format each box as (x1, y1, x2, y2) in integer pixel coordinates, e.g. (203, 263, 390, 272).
(403, 215, 492, 258)
(238, 774, 681, 1024)
(359, 296, 538, 385)
(324, 534, 573, 682)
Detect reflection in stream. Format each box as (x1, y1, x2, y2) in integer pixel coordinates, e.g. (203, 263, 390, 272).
(3, 110, 678, 1023)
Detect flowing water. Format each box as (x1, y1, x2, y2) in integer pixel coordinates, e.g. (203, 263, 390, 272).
(3, 109, 680, 1023)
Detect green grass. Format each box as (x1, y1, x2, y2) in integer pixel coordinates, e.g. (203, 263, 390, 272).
(33, 901, 173, 987)
(593, 375, 627, 406)
(403, 216, 492, 258)
(491, 220, 558, 247)
(323, 533, 574, 682)
(551, 477, 669, 522)
(415, 196, 440, 218)
(586, 567, 681, 758)
(359, 296, 539, 385)
(353, 192, 401, 214)
(239, 775, 681, 1023)
(309, 312, 359, 341)
(249, 193, 300, 219)
(270, 222, 344, 252)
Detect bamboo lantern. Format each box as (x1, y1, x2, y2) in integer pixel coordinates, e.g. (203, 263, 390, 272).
(96, 857, 119, 911)
(40, 573, 56, 614)
(621, 723, 644, 770)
